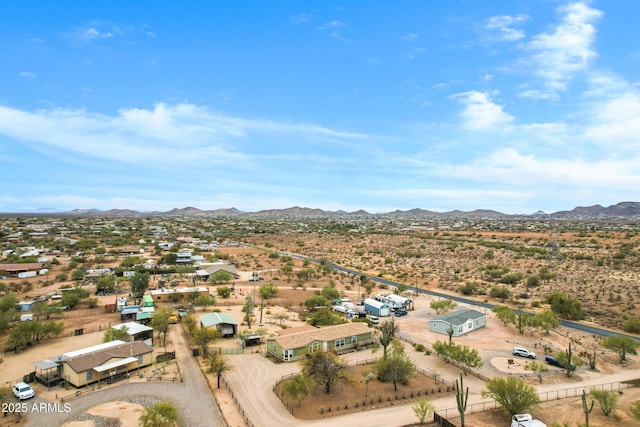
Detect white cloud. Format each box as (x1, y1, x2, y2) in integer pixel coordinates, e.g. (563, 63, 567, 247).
(0, 103, 367, 168)
(19, 72, 37, 78)
(585, 92, 640, 148)
(400, 33, 418, 41)
(451, 90, 514, 130)
(291, 14, 310, 24)
(485, 14, 529, 41)
(436, 148, 640, 190)
(523, 2, 602, 97)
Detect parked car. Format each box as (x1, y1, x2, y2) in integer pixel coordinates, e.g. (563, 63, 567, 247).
(513, 347, 536, 359)
(545, 355, 561, 366)
(13, 382, 35, 400)
(369, 316, 380, 324)
(511, 413, 547, 427)
(394, 308, 408, 317)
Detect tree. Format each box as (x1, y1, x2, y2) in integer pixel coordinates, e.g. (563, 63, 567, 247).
(449, 344, 483, 374)
(150, 309, 170, 349)
(96, 275, 116, 294)
(208, 269, 234, 283)
(492, 306, 516, 327)
(303, 295, 330, 310)
(375, 340, 416, 390)
(130, 271, 150, 298)
(307, 309, 345, 326)
(490, 286, 511, 299)
(539, 266, 556, 284)
(205, 350, 233, 388)
(103, 325, 129, 343)
(631, 400, 640, 420)
(395, 283, 408, 294)
(582, 389, 594, 427)
(623, 318, 640, 334)
(320, 285, 341, 300)
(217, 286, 231, 298)
(280, 264, 293, 282)
(194, 295, 216, 311)
(531, 310, 559, 334)
(555, 343, 582, 378)
(138, 402, 178, 427)
(482, 376, 540, 416)
(295, 268, 315, 281)
(281, 374, 313, 407)
(590, 388, 618, 417)
(526, 274, 541, 288)
(430, 299, 457, 315)
(601, 335, 640, 363)
(412, 398, 435, 425)
(71, 269, 85, 281)
(242, 296, 255, 329)
(377, 318, 398, 359)
(300, 351, 349, 394)
(456, 372, 469, 427)
(259, 282, 279, 299)
(546, 291, 586, 320)
(191, 327, 220, 358)
(7, 320, 64, 351)
(525, 361, 549, 384)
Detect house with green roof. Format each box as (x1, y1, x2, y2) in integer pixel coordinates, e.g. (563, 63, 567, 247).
(200, 312, 238, 337)
(429, 308, 486, 337)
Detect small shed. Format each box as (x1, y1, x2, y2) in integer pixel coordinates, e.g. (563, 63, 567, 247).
(104, 297, 117, 313)
(364, 298, 390, 317)
(16, 301, 36, 312)
(429, 308, 487, 337)
(200, 312, 238, 338)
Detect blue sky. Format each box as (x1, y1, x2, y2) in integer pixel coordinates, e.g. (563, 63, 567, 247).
(1, 1, 639, 214)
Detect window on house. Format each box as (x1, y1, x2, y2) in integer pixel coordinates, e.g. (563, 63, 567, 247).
(309, 342, 320, 352)
(335, 338, 345, 347)
(283, 349, 293, 361)
(86, 370, 93, 380)
(138, 355, 143, 364)
(351, 336, 357, 344)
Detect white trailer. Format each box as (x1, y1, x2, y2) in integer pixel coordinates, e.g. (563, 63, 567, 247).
(18, 271, 37, 279)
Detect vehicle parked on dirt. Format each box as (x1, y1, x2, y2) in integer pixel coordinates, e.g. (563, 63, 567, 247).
(511, 413, 546, 427)
(513, 347, 536, 359)
(13, 382, 35, 400)
(394, 308, 408, 317)
(369, 316, 379, 324)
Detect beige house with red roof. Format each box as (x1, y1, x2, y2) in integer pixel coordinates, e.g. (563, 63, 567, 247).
(266, 322, 374, 362)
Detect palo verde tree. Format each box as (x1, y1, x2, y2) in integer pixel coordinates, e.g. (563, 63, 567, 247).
(601, 335, 640, 363)
(205, 350, 233, 388)
(103, 325, 129, 343)
(138, 402, 178, 427)
(242, 295, 255, 329)
(374, 340, 416, 391)
(130, 271, 150, 298)
(191, 326, 220, 358)
(281, 374, 313, 407)
(412, 398, 435, 425)
(482, 376, 540, 416)
(590, 388, 619, 417)
(150, 308, 171, 349)
(300, 350, 349, 394)
(430, 299, 457, 315)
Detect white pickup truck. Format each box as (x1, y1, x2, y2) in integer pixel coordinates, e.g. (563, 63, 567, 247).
(511, 414, 546, 427)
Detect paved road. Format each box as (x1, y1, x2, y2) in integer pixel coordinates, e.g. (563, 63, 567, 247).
(285, 252, 640, 341)
(24, 325, 225, 427)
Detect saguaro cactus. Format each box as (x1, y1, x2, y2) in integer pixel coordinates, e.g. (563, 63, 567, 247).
(582, 389, 594, 427)
(456, 372, 469, 427)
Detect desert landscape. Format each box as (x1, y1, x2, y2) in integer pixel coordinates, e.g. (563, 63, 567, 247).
(1, 213, 640, 426)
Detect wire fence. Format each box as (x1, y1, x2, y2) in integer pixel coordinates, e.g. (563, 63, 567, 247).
(435, 380, 635, 420)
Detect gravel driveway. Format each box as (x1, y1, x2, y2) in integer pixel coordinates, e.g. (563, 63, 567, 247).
(24, 325, 224, 427)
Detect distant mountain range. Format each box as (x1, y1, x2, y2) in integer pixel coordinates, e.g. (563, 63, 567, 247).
(48, 201, 640, 219)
